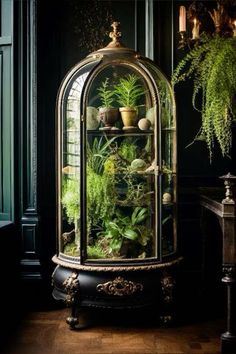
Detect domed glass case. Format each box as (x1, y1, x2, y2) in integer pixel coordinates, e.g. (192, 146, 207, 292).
(52, 23, 180, 328)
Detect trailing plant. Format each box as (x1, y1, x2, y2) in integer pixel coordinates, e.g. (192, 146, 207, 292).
(87, 165, 117, 230)
(86, 136, 119, 231)
(114, 74, 145, 108)
(97, 77, 115, 108)
(61, 177, 80, 225)
(61, 177, 80, 254)
(172, 34, 236, 160)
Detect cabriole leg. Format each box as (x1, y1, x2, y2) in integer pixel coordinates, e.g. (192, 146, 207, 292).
(63, 272, 80, 329)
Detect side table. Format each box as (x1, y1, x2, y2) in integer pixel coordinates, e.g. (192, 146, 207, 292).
(200, 173, 236, 354)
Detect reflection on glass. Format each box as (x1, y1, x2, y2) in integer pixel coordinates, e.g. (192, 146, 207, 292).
(60, 72, 89, 256)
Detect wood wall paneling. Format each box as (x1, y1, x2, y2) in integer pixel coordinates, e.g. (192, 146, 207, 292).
(16, 0, 41, 280)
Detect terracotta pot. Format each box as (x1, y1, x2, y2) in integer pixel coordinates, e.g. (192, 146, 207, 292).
(119, 107, 137, 129)
(99, 107, 120, 129)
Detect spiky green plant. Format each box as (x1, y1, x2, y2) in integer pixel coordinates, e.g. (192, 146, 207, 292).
(114, 74, 145, 108)
(172, 34, 236, 160)
(97, 77, 115, 108)
(87, 136, 117, 175)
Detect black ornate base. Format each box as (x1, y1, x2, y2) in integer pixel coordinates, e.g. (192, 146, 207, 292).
(52, 261, 180, 329)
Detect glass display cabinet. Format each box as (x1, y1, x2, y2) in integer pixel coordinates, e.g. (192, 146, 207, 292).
(52, 22, 181, 329)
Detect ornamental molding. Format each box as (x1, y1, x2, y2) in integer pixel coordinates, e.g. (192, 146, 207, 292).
(96, 276, 143, 296)
(63, 272, 79, 305)
(52, 255, 183, 272)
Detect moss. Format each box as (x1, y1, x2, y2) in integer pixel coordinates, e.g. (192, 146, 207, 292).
(63, 242, 79, 257)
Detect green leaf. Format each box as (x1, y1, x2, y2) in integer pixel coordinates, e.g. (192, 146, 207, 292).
(131, 207, 148, 225)
(123, 228, 138, 240)
(110, 238, 122, 251)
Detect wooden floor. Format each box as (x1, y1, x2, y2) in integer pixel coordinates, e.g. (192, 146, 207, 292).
(0, 306, 223, 354)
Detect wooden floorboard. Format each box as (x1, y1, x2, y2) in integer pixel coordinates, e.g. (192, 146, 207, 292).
(0, 307, 223, 354)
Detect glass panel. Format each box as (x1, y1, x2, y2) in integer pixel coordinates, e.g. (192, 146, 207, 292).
(160, 79, 177, 256)
(85, 64, 158, 261)
(60, 61, 99, 257)
(162, 173, 175, 255)
(140, 60, 177, 256)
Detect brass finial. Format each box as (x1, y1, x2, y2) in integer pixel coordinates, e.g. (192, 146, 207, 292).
(107, 21, 123, 48)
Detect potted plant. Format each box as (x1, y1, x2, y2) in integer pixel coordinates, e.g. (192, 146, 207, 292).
(97, 77, 120, 130)
(172, 34, 236, 161)
(114, 74, 145, 130)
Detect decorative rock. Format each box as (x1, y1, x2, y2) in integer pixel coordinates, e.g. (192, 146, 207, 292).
(130, 159, 147, 171)
(138, 118, 151, 130)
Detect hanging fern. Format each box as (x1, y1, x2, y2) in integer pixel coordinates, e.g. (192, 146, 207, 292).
(172, 34, 236, 160)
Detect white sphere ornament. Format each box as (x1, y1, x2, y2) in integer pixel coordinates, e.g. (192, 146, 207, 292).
(162, 192, 172, 204)
(138, 118, 151, 130)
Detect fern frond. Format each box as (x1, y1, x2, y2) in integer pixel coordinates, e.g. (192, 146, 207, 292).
(172, 35, 236, 160)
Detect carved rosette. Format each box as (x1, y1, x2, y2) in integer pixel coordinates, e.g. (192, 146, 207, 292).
(63, 272, 79, 306)
(161, 273, 176, 304)
(96, 276, 143, 296)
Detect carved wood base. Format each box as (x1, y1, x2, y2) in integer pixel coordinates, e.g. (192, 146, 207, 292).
(52, 263, 180, 329)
